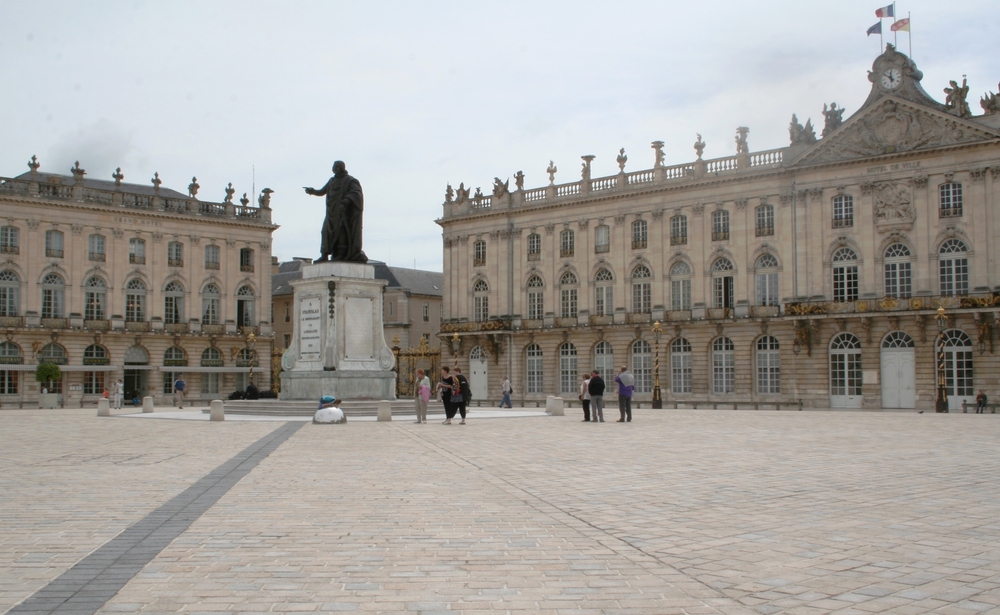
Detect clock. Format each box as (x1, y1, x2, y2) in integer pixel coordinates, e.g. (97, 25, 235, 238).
(881, 67, 902, 90)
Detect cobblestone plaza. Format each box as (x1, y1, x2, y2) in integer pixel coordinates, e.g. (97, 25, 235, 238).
(2, 409, 999, 614)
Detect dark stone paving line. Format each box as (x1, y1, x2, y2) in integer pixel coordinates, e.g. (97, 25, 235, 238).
(6, 422, 305, 615)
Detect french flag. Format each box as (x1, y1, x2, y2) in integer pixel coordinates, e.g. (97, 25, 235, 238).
(875, 4, 894, 18)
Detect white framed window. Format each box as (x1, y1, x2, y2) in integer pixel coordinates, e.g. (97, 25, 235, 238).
(670, 337, 692, 393)
(88, 234, 105, 261)
(422, 302, 429, 322)
(670, 262, 691, 311)
(560, 230, 574, 257)
(125, 278, 146, 321)
(559, 272, 578, 318)
(631, 220, 647, 249)
(594, 269, 614, 316)
(756, 336, 780, 394)
(670, 215, 687, 246)
(594, 341, 614, 381)
(595, 225, 610, 253)
(83, 370, 105, 395)
(0, 270, 20, 316)
(204, 244, 220, 270)
(237, 285, 255, 328)
(712, 258, 734, 309)
(712, 337, 735, 394)
(883, 243, 912, 299)
(473, 240, 486, 267)
(830, 333, 862, 397)
(527, 233, 541, 260)
(755, 204, 775, 237)
(832, 247, 859, 302)
(939, 183, 963, 217)
(631, 339, 651, 393)
(754, 254, 779, 306)
(45, 230, 64, 258)
(41, 273, 64, 318)
(473, 279, 489, 321)
(711, 210, 729, 241)
(526, 343, 543, 393)
(939, 239, 969, 297)
(631, 265, 651, 313)
(129, 237, 146, 264)
(0, 226, 19, 255)
(833, 195, 854, 228)
(201, 283, 221, 325)
(164, 281, 184, 324)
(84, 277, 106, 320)
(201, 372, 220, 395)
(526, 275, 544, 320)
(168, 242, 183, 267)
(239, 247, 255, 272)
(559, 343, 577, 394)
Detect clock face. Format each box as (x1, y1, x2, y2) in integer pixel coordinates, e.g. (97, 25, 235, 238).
(881, 67, 902, 90)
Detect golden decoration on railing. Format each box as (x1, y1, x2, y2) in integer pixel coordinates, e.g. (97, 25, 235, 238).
(878, 296, 899, 310)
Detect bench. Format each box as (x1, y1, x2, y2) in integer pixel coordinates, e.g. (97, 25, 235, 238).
(960, 400, 998, 414)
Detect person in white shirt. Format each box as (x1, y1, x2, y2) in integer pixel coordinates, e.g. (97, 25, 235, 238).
(579, 374, 592, 421)
(112, 379, 124, 409)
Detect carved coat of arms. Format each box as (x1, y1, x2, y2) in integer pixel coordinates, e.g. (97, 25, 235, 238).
(872, 181, 915, 232)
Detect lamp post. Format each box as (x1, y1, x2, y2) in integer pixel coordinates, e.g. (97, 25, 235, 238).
(935, 306, 949, 413)
(652, 320, 663, 409)
(450, 332, 461, 356)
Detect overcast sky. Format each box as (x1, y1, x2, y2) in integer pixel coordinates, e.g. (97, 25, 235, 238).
(2, 1, 999, 271)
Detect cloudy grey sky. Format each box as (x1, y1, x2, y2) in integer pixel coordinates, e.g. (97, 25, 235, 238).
(2, 1, 998, 271)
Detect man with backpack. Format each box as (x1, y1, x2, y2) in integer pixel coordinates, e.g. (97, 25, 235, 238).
(588, 369, 606, 423)
(173, 374, 186, 409)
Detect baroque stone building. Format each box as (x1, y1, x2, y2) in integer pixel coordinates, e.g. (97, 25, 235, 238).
(0, 159, 276, 407)
(436, 46, 1000, 410)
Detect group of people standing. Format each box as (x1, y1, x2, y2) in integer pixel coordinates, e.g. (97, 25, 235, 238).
(580, 366, 634, 423)
(413, 366, 471, 425)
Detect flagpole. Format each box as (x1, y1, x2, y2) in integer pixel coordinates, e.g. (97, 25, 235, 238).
(908, 11, 912, 58)
(893, 2, 898, 46)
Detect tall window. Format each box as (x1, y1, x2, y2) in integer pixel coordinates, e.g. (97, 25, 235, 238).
(755, 254, 779, 306)
(84, 277, 106, 320)
(883, 243, 912, 299)
(712, 258, 734, 309)
(755, 204, 774, 237)
(83, 371, 105, 395)
(473, 279, 489, 321)
(756, 336, 780, 394)
(560, 272, 578, 318)
(939, 182, 963, 217)
(527, 233, 541, 260)
(125, 278, 146, 321)
(0, 342, 20, 394)
(473, 240, 486, 267)
(237, 285, 255, 327)
(0, 270, 20, 316)
(594, 341, 614, 381)
(670, 338, 692, 393)
(832, 247, 859, 302)
(939, 239, 969, 296)
(594, 269, 614, 316)
(239, 247, 254, 272)
(670, 262, 691, 311)
(45, 230, 64, 258)
(670, 215, 687, 246)
(830, 333, 863, 397)
(422, 302, 429, 322)
(201, 347, 222, 394)
(168, 242, 183, 267)
(631, 339, 652, 393)
(164, 346, 187, 366)
(560, 230, 574, 257)
(632, 220, 647, 249)
(284, 303, 291, 323)
(711, 210, 729, 241)
(83, 345, 108, 394)
(205, 245, 220, 270)
(526, 275, 544, 320)
(559, 343, 577, 394)
(88, 234, 105, 261)
(164, 281, 184, 324)
(712, 337, 735, 394)
(629, 265, 651, 313)
(942, 329, 974, 398)
(201, 283, 221, 325)
(526, 344, 543, 393)
(41, 273, 64, 318)
(129, 237, 146, 264)
(0, 226, 19, 254)
(595, 225, 610, 253)
(833, 195, 854, 227)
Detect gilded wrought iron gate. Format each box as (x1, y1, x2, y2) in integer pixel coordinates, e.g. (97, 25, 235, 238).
(392, 336, 441, 398)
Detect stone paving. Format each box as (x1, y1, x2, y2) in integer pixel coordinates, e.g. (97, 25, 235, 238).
(1, 408, 999, 614)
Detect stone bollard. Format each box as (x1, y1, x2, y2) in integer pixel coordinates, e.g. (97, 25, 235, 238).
(546, 395, 565, 416)
(377, 400, 393, 422)
(210, 399, 225, 421)
(97, 398, 110, 417)
(142, 396, 154, 413)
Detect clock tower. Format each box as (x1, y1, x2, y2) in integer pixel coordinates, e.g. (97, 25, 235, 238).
(860, 43, 948, 113)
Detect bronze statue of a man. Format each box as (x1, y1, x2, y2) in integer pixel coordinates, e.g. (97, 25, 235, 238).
(304, 161, 367, 263)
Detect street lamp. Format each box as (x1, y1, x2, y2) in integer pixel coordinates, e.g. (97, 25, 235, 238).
(450, 332, 461, 356)
(651, 321, 663, 409)
(935, 306, 949, 413)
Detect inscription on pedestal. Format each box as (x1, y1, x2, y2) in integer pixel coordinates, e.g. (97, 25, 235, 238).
(299, 297, 322, 360)
(345, 297, 374, 359)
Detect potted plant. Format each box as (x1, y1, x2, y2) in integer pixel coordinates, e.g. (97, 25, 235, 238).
(36, 362, 62, 409)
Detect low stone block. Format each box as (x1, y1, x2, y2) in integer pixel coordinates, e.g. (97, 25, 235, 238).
(141, 396, 154, 413)
(97, 398, 110, 417)
(546, 395, 565, 416)
(377, 400, 392, 422)
(210, 399, 225, 421)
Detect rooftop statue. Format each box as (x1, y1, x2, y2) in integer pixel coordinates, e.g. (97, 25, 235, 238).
(514, 170, 524, 191)
(982, 83, 1000, 115)
(492, 177, 509, 198)
(822, 103, 845, 137)
(735, 127, 749, 154)
(304, 160, 367, 263)
(789, 114, 817, 145)
(188, 177, 200, 198)
(694, 134, 706, 159)
(944, 77, 971, 117)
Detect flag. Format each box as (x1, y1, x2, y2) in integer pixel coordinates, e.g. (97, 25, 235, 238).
(875, 4, 894, 18)
(891, 18, 910, 32)
(867, 21, 882, 36)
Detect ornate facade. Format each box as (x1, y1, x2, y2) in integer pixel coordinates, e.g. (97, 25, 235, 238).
(436, 46, 1000, 410)
(0, 159, 276, 407)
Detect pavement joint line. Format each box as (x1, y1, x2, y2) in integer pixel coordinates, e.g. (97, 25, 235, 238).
(5, 421, 305, 615)
(392, 422, 754, 614)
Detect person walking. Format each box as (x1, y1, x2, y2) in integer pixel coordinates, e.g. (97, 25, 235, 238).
(437, 366, 456, 424)
(615, 365, 634, 422)
(499, 376, 513, 408)
(112, 379, 124, 409)
(414, 368, 430, 423)
(173, 375, 186, 409)
(579, 373, 592, 421)
(976, 389, 988, 414)
(454, 367, 471, 425)
(588, 370, 605, 422)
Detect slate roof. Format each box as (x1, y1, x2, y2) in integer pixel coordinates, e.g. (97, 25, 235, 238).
(14, 171, 192, 200)
(271, 260, 442, 297)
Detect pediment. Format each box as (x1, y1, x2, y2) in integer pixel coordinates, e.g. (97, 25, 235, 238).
(791, 98, 1000, 167)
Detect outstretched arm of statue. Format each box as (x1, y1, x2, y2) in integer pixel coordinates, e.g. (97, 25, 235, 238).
(304, 179, 332, 197)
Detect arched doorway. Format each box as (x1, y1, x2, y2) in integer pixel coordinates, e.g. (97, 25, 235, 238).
(880, 331, 915, 409)
(469, 346, 488, 401)
(123, 344, 149, 400)
(941, 329, 974, 411)
(830, 333, 862, 408)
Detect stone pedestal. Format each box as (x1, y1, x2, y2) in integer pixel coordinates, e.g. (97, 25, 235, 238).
(546, 396, 565, 416)
(377, 400, 392, 422)
(97, 398, 110, 417)
(210, 399, 225, 421)
(142, 396, 154, 413)
(280, 262, 396, 401)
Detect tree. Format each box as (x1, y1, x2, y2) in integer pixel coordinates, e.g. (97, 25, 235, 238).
(35, 363, 62, 393)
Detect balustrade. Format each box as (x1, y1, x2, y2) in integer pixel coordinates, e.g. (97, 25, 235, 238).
(590, 177, 616, 192)
(523, 188, 546, 202)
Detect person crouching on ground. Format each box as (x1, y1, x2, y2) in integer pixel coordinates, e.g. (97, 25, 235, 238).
(588, 370, 605, 422)
(615, 365, 634, 422)
(414, 368, 430, 423)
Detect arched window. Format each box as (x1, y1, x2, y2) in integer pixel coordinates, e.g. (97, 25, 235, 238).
(45, 230, 64, 258)
(41, 273, 65, 318)
(712, 210, 730, 241)
(939, 182, 962, 217)
(0, 270, 20, 316)
(631, 339, 652, 393)
(200, 347, 222, 394)
(239, 247, 255, 272)
(525, 344, 543, 394)
(123, 345, 149, 365)
(939, 239, 969, 297)
(0, 226, 19, 255)
(830, 333, 862, 402)
(670, 215, 687, 245)
(670, 338, 692, 393)
(204, 244, 220, 270)
(526, 275, 544, 320)
(560, 229, 575, 257)
(755, 254, 779, 306)
(88, 234, 105, 261)
(594, 341, 613, 381)
(83, 344, 109, 364)
(712, 337, 735, 394)
(472, 240, 486, 267)
(164, 281, 184, 324)
(594, 269, 614, 316)
(237, 285, 255, 328)
(756, 336, 780, 394)
(755, 204, 775, 237)
(236, 347, 257, 367)
(632, 220, 647, 249)
(0, 341, 22, 361)
(125, 278, 146, 322)
(201, 283, 221, 325)
(164, 346, 187, 366)
(712, 258, 734, 309)
(84, 277, 106, 320)
(129, 237, 146, 265)
(0, 342, 20, 394)
(833, 195, 854, 227)
(883, 243, 912, 299)
(39, 342, 67, 364)
(526, 233, 541, 260)
(941, 330, 974, 398)
(882, 331, 915, 348)
(631, 265, 651, 313)
(201, 346, 223, 365)
(669, 262, 691, 311)
(168, 241, 183, 267)
(832, 247, 859, 302)
(594, 224, 610, 253)
(473, 279, 489, 321)
(559, 272, 578, 318)
(559, 343, 577, 393)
